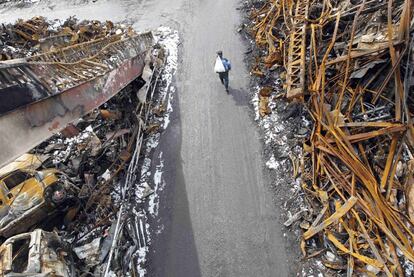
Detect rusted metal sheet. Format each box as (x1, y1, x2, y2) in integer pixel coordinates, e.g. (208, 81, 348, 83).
(0, 32, 153, 168)
(0, 32, 153, 114)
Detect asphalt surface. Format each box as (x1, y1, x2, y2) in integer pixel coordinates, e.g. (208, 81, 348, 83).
(0, 0, 290, 276)
(149, 1, 289, 276)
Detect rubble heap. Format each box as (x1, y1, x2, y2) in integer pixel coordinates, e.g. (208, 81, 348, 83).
(33, 78, 150, 275)
(248, 0, 414, 275)
(0, 15, 176, 276)
(36, 80, 144, 231)
(0, 16, 134, 60)
(30, 49, 165, 276)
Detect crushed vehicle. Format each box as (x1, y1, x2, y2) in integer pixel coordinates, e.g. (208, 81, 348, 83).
(0, 154, 78, 238)
(0, 15, 170, 275)
(0, 229, 73, 276)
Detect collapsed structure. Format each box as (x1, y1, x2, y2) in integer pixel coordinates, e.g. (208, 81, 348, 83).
(0, 16, 153, 168)
(249, 0, 414, 275)
(0, 16, 171, 276)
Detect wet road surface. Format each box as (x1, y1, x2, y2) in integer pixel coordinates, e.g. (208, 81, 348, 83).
(0, 0, 290, 276)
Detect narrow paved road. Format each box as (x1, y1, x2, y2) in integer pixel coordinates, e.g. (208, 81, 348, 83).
(151, 1, 289, 276)
(0, 0, 290, 276)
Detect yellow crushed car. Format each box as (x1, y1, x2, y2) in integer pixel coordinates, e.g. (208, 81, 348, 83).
(0, 154, 77, 238)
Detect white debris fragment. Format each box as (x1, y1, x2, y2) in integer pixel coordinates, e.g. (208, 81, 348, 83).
(136, 182, 154, 199)
(101, 169, 111, 181)
(404, 259, 414, 276)
(396, 161, 404, 177)
(266, 154, 279, 169)
(284, 209, 307, 227)
(73, 237, 101, 266)
(315, 260, 325, 270)
(85, 125, 93, 132)
(366, 265, 381, 275)
(137, 246, 148, 277)
(325, 251, 337, 262)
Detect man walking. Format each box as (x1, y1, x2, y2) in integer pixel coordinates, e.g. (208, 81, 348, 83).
(215, 50, 231, 93)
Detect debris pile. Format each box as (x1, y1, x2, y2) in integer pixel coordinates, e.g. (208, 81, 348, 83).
(0, 14, 178, 276)
(246, 0, 414, 275)
(35, 79, 146, 235)
(0, 16, 134, 60)
(0, 50, 168, 276)
(29, 45, 169, 276)
(0, 229, 74, 276)
(0, 68, 162, 275)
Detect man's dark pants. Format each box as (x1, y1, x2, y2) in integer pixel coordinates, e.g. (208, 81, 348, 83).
(218, 71, 229, 90)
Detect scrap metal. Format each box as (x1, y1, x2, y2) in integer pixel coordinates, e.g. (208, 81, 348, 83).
(0, 17, 133, 59)
(0, 30, 153, 169)
(249, 0, 414, 275)
(0, 229, 73, 276)
(0, 16, 170, 277)
(103, 50, 165, 277)
(0, 153, 77, 238)
(286, 0, 308, 99)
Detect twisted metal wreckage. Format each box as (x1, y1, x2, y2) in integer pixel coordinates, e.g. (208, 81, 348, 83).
(250, 0, 414, 275)
(0, 17, 168, 276)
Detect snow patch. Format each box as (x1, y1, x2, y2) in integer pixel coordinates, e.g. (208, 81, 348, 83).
(130, 27, 179, 276)
(148, 153, 164, 216)
(266, 154, 279, 170)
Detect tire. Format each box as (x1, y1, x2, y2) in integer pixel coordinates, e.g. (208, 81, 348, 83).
(44, 185, 67, 206)
(43, 186, 54, 204)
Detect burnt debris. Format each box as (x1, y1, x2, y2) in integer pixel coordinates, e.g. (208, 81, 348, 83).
(244, 0, 414, 275)
(0, 16, 172, 277)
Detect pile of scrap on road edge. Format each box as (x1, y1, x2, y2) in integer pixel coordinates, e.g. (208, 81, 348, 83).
(0, 16, 169, 276)
(247, 0, 414, 275)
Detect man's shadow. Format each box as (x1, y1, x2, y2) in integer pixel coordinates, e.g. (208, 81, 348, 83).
(227, 87, 249, 106)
